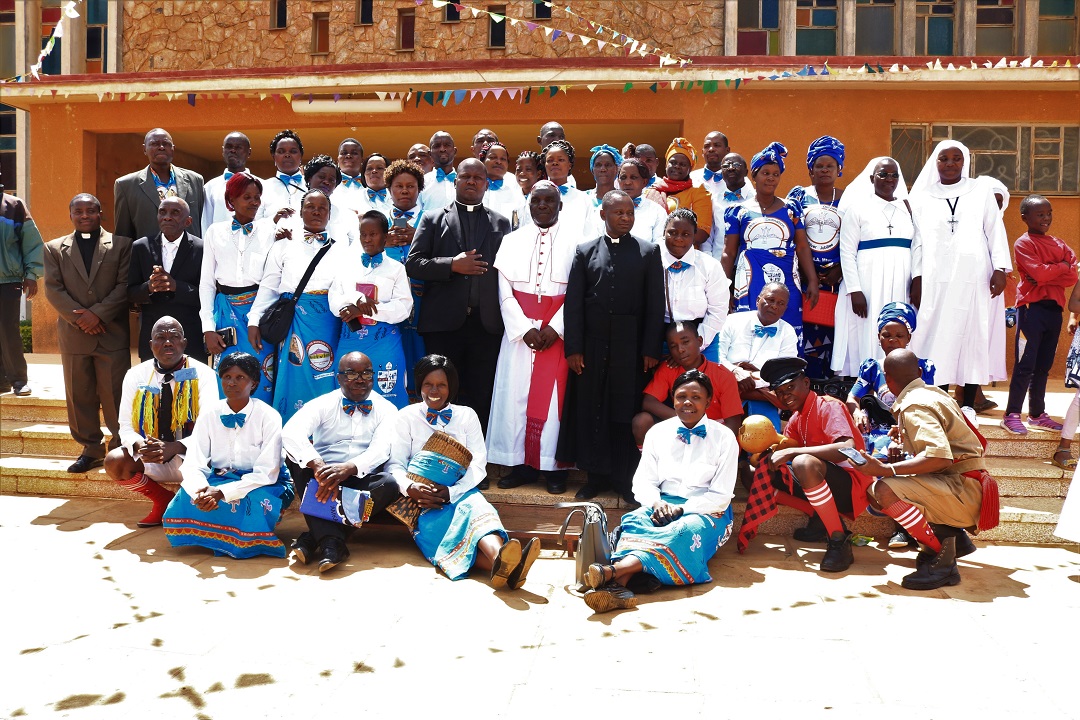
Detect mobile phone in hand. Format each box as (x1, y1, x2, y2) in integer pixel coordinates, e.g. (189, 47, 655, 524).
(838, 447, 867, 466)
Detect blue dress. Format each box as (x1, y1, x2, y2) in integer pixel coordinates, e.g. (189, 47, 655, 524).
(788, 186, 843, 378)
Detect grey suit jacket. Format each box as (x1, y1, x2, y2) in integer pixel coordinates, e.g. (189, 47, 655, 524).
(113, 165, 205, 244)
(43, 230, 132, 355)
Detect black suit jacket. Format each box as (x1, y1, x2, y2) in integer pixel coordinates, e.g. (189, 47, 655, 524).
(405, 203, 511, 336)
(128, 231, 206, 362)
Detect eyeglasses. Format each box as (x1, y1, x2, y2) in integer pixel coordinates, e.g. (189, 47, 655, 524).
(874, 172, 901, 180)
(337, 369, 374, 381)
(720, 162, 746, 170)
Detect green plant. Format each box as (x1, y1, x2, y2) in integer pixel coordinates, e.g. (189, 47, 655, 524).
(19, 320, 31, 354)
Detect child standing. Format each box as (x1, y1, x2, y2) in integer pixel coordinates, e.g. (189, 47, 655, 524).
(1001, 195, 1077, 434)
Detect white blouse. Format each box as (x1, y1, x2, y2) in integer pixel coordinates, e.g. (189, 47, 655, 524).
(248, 236, 348, 326)
(199, 218, 279, 332)
(483, 180, 526, 226)
(660, 245, 730, 347)
(387, 402, 487, 504)
(178, 398, 283, 502)
(260, 174, 307, 220)
(327, 251, 413, 325)
(282, 389, 398, 473)
(632, 416, 738, 515)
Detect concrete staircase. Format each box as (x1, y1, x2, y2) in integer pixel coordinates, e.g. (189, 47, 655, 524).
(1, 357, 1073, 545)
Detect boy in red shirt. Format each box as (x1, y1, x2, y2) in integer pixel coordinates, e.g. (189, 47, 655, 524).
(1001, 195, 1077, 435)
(633, 320, 742, 445)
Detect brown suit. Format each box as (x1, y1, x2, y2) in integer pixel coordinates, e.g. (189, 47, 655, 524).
(43, 230, 132, 458)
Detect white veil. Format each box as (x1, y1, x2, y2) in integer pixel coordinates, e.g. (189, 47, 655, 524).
(909, 139, 974, 198)
(837, 156, 909, 214)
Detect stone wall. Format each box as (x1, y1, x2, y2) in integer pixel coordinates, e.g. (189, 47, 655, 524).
(122, 0, 725, 72)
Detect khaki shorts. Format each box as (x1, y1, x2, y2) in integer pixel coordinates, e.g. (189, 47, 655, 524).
(141, 454, 184, 483)
(881, 472, 983, 530)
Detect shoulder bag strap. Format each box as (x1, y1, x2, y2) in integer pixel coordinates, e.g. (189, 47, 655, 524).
(292, 241, 333, 298)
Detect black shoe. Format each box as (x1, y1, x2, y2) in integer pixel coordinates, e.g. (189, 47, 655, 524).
(506, 537, 541, 590)
(583, 582, 638, 613)
(67, 455, 104, 474)
(11, 382, 30, 396)
(820, 530, 854, 573)
(497, 466, 539, 489)
(888, 526, 918, 549)
(903, 536, 961, 590)
(544, 471, 567, 495)
(575, 483, 602, 500)
(620, 490, 640, 509)
(477, 478, 490, 490)
(318, 537, 350, 574)
(291, 532, 317, 565)
(792, 513, 829, 543)
(917, 525, 977, 567)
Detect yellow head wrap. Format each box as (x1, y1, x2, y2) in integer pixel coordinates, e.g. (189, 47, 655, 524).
(665, 137, 698, 170)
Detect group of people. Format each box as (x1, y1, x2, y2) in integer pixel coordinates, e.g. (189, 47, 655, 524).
(3, 118, 1074, 613)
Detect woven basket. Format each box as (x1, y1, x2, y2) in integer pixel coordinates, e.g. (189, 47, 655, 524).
(388, 431, 473, 531)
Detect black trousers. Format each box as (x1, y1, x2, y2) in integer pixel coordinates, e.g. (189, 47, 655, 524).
(287, 460, 401, 543)
(770, 460, 855, 514)
(422, 312, 501, 432)
(0, 282, 27, 387)
(588, 422, 640, 496)
(1006, 300, 1063, 417)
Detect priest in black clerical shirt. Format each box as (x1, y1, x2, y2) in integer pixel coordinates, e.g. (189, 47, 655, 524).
(406, 158, 511, 433)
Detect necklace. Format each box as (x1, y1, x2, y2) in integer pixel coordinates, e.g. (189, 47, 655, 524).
(945, 197, 960, 234)
(757, 196, 777, 215)
(882, 202, 898, 235)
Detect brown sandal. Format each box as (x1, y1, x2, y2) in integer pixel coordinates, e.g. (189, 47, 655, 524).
(1051, 450, 1077, 471)
(585, 563, 616, 590)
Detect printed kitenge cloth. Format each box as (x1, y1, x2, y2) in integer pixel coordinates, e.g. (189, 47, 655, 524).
(414, 488, 508, 580)
(612, 494, 734, 585)
(385, 242, 425, 396)
(212, 289, 275, 401)
(273, 291, 342, 424)
(337, 319, 409, 409)
(162, 469, 295, 558)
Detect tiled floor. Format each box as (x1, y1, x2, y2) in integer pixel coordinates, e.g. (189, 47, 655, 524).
(1, 493, 1078, 719)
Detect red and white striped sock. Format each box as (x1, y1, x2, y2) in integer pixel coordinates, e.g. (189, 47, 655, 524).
(804, 482, 845, 537)
(118, 471, 148, 493)
(882, 500, 941, 552)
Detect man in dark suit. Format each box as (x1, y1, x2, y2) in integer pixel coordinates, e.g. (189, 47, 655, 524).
(406, 158, 510, 432)
(128, 196, 206, 362)
(557, 190, 665, 504)
(43, 193, 132, 473)
(114, 128, 205, 244)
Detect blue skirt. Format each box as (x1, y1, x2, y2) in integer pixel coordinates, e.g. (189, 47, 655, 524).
(612, 495, 734, 585)
(273, 291, 342, 423)
(212, 290, 275, 402)
(388, 243, 426, 400)
(414, 488, 507, 581)
(338, 320, 409, 409)
(162, 470, 295, 559)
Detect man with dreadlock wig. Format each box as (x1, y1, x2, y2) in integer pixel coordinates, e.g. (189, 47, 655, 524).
(105, 317, 221, 527)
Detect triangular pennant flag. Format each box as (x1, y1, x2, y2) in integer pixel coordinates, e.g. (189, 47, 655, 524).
(333, 93, 341, 101)
(375, 91, 386, 100)
(734, 78, 742, 89)
(544, 26, 553, 36)
(983, 60, 993, 68)
(453, 3, 464, 10)
(423, 91, 435, 105)
(624, 45, 632, 57)
(471, 7, 481, 18)
(586, 84, 597, 91)
(876, 64, 884, 73)
(1033, 59, 1043, 67)
(902, 65, 910, 71)
(630, 40, 639, 53)
(581, 35, 591, 46)
(524, 87, 531, 104)
(490, 12, 504, 22)
(1022, 56, 1034, 67)
(308, 93, 314, 103)
(807, 65, 817, 76)
(597, 40, 607, 50)
(552, 29, 562, 40)
(768, 75, 779, 80)
(96, 91, 105, 102)
(442, 90, 453, 106)
(389, 92, 398, 100)
(725, 79, 731, 87)
(649, 82, 657, 93)
(565, 31, 575, 40)
(549, 85, 559, 97)
(64, 1, 80, 18)
(1066, 59, 1072, 66)
(526, 21, 537, 32)
(623, 82, 633, 92)
(433, 0, 448, 6)
(507, 87, 519, 99)
(820, 63, 829, 75)
(187, 93, 196, 106)
(493, 87, 504, 99)
(863, 62, 875, 73)
(797, 64, 810, 76)
(994, 57, 1007, 68)
(509, 17, 518, 26)
(933, 59, 943, 70)
(613, 29, 620, 38)
(453, 89, 467, 104)
(53, 21, 64, 39)
(1008, 59, 1018, 67)
(889, 63, 900, 72)
(273, 93, 281, 101)
(537, 86, 546, 95)
(946, 63, 956, 71)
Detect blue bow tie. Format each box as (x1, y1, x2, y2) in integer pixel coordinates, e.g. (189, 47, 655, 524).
(646, 175, 656, 187)
(426, 406, 452, 426)
(220, 413, 246, 429)
(668, 260, 691, 274)
(367, 188, 387, 203)
(704, 168, 722, 182)
(223, 170, 235, 181)
(754, 324, 778, 338)
(557, 184, 570, 196)
(489, 178, 504, 191)
(278, 172, 303, 185)
(677, 424, 707, 444)
(304, 231, 329, 246)
(361, 252, 383, 268)
(341, 175, 363, 189)
(342, 398, 372, 416)
(436, 168, 456, 183)
(232, 219, 253, 235)
(724, 190, 742, 202)
(392, 208, 415, 220)
(633, 197, 642, 207)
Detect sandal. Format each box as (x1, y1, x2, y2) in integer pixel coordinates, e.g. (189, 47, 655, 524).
(585, 563, 616, 590)
(1051, 450, 1077, 471)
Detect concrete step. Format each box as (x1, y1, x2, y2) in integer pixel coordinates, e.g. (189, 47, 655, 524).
(0, 395, 72, 423)
(1, 421, 113, 457)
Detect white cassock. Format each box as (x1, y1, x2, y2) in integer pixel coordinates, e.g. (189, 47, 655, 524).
(909, 169, 1011, 386)
(486, 220, 580, 470)
(518, 186, 590, 233)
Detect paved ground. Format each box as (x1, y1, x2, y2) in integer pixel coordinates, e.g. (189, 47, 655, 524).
(2, 494, 1078, 719)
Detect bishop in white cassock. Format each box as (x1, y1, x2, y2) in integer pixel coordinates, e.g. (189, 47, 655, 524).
(488, 182, 579, 495)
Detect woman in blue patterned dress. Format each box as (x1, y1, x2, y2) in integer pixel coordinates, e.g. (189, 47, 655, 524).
(722, 141, 819, 346)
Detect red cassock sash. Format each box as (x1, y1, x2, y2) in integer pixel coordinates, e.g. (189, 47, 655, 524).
(513, 289, 568, 469)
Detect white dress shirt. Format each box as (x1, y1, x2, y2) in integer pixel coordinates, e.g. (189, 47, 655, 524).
(585, 191, 669, 243)
(118, 357, 222, 452)
(483, 179, 525, 226)
(199, 218, 278, 332)
(260, 173, 307, 220)
(660, 245, 730, 347)
(282, 388, 398, 473)
(690, 175, 753, 258)
(388, 402, 487, 504)
(327, 251, 413, 324)
(201, 170, 267, 235)
(178, 398, 283, 502)
(160, 234, 182, 273)
(716, 309, 799, 374)
(494, 221, 577, 340)
(420, 170, 457, 212)
(632, 416, 738, 515)
(248, 236, 347, 326)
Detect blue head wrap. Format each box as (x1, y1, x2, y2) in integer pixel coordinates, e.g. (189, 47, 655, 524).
(877, 302, 917, 333)
(750, 142, 788, 175)
(806, 135, 845, 177)
(589, 144, 624, 174)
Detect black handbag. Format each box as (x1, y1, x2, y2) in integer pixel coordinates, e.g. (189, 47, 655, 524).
(258, 241, 333, 346)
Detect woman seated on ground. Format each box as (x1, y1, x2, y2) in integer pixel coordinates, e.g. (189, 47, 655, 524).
(582, 370, 739, 613)
(388, 354, 541, 589)
(162, 352, 294, 558)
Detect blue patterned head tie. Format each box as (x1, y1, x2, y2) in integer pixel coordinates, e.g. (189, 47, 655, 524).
(877, 302, 917, 333)
(751, 142, 789, 175)
(806, 136, 846, 177)
(589, 144, 624, 174)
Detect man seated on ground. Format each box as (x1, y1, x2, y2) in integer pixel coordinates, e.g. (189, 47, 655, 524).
(633, 320, 743, 446)
(716, 282, 798, 427)
(282, 351, 400, 574)
(104, 317, 220, 527)
(759, 357, 872, 572)
(852, 349, 998, 590)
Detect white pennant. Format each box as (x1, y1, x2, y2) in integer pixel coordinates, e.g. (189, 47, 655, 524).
(544, 26, 553, 36)
(597, 40, 607, 50)
(1020, 56, 1032, 67)
(64, 1, 79, 18)
(471, 7, 481, 18)
(888, 63, 900, 72)
(53, 21, 64, 39)
(580, 35, 590, 46)
(376, 91, 386, 100)
(586, 84, 597, 91)
(96, 91, 105, 102)
(507, 88, 519, 99)
(492, 87, 504, 99)
(994, 57, 1007, 68)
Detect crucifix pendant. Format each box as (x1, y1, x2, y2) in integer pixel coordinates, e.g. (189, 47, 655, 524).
(886, 222, 894, 234)
(945, 197, 960, 234)
(947, 217, 959, 234)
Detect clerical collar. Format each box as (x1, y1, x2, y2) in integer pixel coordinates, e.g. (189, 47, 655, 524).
(456, 201, 482, 212)
(606, 234, 622, 244)
(78, 229, 101, 240)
